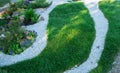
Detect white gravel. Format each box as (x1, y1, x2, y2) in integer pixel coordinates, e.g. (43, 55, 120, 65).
(64, 0, 109, 73)
(0, 0, 68, 67)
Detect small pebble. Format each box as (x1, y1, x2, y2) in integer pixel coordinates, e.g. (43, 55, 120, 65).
(40, 17, 44, 21)
(97, 46, 100, 49)
(75, 65, 77, 68)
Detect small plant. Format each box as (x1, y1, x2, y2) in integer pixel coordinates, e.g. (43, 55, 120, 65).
(24, 8, 39, 25)
(28, 0, 51, 8)
(36, 0, 51, 8)
(0, 19, 8, 26)
(0, 20, 37, 55)
(31, 14, 39, 23)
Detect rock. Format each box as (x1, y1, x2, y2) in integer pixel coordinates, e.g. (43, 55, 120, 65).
(97, 46, 100, 49)
(20, 39, 32, 47)
(0, 48, 3, 51)
(24, 0, 30, 6)
(40, 16, 44, 21)
(12, 11, 19, 17)
(75, 65, 77, 68)
(20, 15, 24, 23)
(0, 11, 5, 18)
(9, 50, 13, 55)
(0, 34, 6, 38)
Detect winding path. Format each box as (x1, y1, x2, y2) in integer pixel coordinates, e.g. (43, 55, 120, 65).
(0, 0, 109, 73)
(64, 0, 108, 73)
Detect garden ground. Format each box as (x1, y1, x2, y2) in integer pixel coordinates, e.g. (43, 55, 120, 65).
(0, 0, 120, 73)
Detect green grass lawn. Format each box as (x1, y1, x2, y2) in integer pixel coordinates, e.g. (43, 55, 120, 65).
(0, 0, 9, 7)
(0, 2, 95, 73)
(90, 0, 120, 73)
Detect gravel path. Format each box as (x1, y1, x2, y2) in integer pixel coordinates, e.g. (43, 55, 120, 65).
(0, 0, 68, 67)
(64, 0, 108, 73)
(0, 0, 110, 73)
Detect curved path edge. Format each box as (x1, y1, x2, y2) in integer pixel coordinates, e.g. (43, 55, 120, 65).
(0, 0, 68, 67)
(64, 0, 108, 73)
